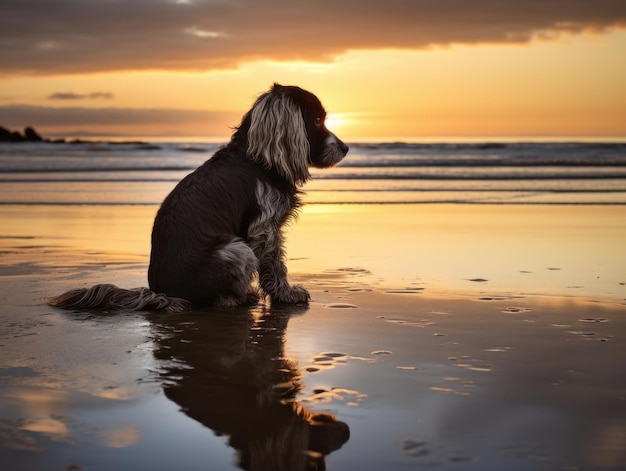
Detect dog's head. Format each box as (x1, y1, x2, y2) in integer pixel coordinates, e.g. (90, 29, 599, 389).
(246, 84, 349, 186)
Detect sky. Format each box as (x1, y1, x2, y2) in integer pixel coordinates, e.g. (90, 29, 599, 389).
(1, 0, 626, 141)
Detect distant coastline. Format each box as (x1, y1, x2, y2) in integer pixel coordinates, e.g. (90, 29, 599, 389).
(0, 125, 51, 143)
(2, 125, 626, 146)
(0, 125, 156, 146)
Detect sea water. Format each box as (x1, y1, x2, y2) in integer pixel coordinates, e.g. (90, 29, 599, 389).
(1, 140, 625, 205)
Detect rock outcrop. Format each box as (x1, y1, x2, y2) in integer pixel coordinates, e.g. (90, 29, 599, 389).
(0, 126, 46, 142)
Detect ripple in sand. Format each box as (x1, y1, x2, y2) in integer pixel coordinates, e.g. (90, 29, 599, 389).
(501, 306, 531, 314)
(402, 438, 430, 457)
(320, 351, 348, 358)
(324, 303, 358, 309)
(443, 377, 475, 388)
(569, 330, 597, 336)
(484, 347, 512, 352)
(301, 387, 367, 406)
(348, 355, 376, 363)
(429, 386, 470, 396)
(303, 352, 350, 373)
(456, 357, 493, 372)
(567, 330, 606, 341)
(325, 267, 372, 276)
(313, 354, 346, 364)
(396, 365, 418, 371)
(385, 318, 435, 328)
(467, 278, 488, 282)
(371, 349, 392, 355)
(579, 317, 608, 323)
(384, 288, 424, 294)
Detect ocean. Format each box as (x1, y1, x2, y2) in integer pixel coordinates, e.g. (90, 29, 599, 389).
(1, 140, 626, 205)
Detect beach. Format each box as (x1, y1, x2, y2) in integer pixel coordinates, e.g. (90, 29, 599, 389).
(3, 0, 626, 467)
(1, 201, 625, 470)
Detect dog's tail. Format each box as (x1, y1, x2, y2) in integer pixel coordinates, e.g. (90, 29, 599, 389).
(48, 284, 192, 313)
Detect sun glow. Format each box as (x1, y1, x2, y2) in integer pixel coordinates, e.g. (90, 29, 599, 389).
(1, 30, 625, 139)
(324, 113, 346, 133)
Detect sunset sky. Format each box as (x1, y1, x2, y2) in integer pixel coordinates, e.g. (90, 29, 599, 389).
(1, 0, 625, 141)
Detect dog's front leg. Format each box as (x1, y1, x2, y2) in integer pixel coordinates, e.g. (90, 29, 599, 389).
(260, 233, 310, 303)
(249, 182, 310, 304)
(249, 224, 310, 304)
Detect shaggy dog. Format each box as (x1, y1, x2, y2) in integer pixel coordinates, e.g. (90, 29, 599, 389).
(49, 84, 348, 313)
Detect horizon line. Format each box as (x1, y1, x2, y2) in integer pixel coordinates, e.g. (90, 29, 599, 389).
(44, 132, 626, 143)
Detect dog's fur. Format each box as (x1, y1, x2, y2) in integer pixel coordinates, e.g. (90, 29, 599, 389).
(48, 84, 348, 312)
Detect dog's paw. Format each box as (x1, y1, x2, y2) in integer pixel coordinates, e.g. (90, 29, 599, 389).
(274, 285, 310, 304)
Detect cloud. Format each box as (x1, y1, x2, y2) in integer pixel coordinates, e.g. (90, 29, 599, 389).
(0, 104, 239, 127)
(1, 0, 625, 76)
(48, 92, 114, 100)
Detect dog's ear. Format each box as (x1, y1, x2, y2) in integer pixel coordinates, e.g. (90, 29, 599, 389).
(247, 88, 310, 185)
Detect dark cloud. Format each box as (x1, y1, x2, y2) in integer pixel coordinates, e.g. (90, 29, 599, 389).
(48, 92, 114, 100)
(0, 104, 239, 127)
(1, 0, 625, 76)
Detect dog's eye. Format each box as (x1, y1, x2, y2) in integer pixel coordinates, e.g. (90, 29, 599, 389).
(314, 117, 323, 126)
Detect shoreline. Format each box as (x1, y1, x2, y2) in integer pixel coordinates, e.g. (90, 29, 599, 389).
(1, 203, 625, 299)
(0, 203, 624, 307)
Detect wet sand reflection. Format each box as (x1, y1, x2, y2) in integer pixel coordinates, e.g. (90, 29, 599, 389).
(150, 304, 350, 471)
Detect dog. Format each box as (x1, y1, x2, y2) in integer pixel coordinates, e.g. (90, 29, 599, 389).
(48, 84, 349, 312)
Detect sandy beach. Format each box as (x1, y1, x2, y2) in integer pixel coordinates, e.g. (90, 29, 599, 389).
(3, 0, 626, 467)
(1, 203, 625, 470)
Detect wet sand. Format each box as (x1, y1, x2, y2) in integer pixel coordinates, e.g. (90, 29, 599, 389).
(1, 204, 625, 470)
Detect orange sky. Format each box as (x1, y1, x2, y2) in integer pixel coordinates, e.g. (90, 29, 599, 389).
(1, 1, 625, 140)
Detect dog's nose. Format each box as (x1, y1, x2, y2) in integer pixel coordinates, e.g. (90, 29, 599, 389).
(340, 141, 349, 155)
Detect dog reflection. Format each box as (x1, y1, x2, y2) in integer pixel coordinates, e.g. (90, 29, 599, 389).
(152, 306, 349, 470)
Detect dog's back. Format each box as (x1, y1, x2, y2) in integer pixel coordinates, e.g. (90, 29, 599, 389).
(148, 141, 298, 306)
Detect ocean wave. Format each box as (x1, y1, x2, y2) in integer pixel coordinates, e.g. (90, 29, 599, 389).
(1, 140, 626, 204)
(2, 141, 626, 173)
